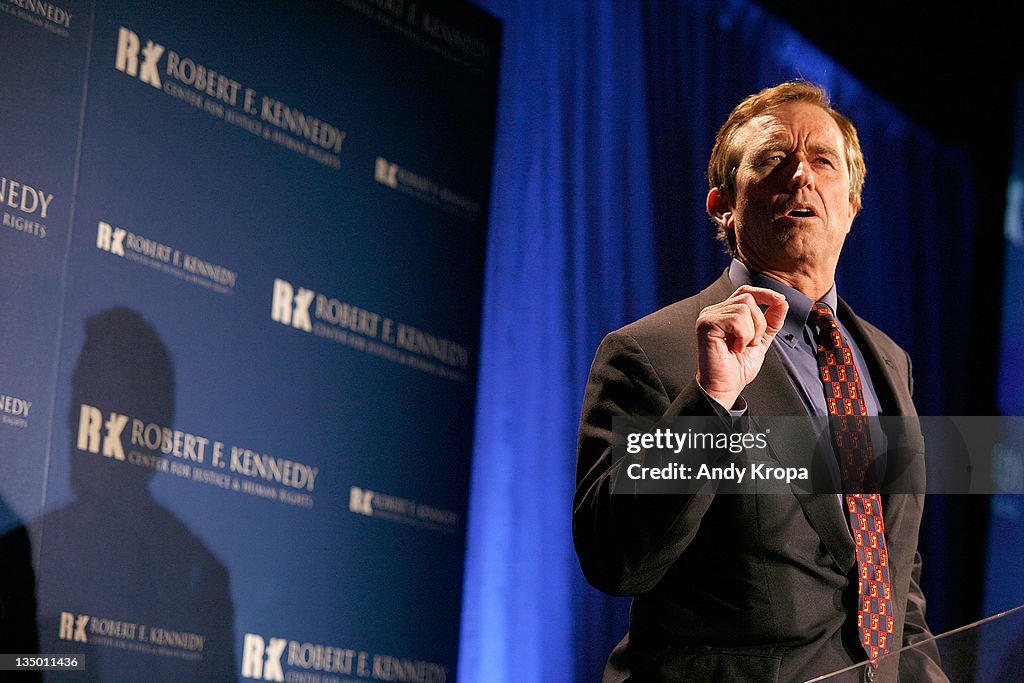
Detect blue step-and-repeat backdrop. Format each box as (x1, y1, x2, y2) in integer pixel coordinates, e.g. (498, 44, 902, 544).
(0, 1, 500, 680)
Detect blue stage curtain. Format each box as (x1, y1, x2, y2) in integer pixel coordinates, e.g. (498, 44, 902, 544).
(460, 2, 978, 681)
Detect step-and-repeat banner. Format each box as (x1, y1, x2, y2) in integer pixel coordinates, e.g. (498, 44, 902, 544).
(0, 1, 500, 680)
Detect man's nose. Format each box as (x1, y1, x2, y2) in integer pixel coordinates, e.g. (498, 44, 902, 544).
(788, 160, 814, 191)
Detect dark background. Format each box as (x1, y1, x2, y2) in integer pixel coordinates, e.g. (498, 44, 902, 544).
(756, 2, 1022, 176)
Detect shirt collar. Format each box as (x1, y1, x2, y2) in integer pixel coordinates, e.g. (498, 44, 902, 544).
(727, 259, 839, 349)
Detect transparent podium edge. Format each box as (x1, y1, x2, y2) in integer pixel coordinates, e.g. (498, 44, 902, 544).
(803, 603, 1024, 682)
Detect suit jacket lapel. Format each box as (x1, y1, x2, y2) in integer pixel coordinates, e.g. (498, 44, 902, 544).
(835, 298, 915, 417)
(835, 298, 921, 521)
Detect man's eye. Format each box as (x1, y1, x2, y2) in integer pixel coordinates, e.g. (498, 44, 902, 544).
(815, 157, 835, 167)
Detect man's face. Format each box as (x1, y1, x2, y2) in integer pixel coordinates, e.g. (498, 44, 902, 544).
(722, 101, 858, 274)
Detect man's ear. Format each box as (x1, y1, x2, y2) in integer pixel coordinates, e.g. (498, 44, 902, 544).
(706, 187, 733, 227)
(850, 198, 861, 221)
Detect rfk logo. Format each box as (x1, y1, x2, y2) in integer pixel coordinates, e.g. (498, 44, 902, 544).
(270, 279, 314, 332)
(349, 487, 374, 516)
(59, 612, 89, 643)
(374, 158, 399, 188)
(77, 404, 128, 460)
(114, 26, 164, 88)
(96, 221, 126, 256)
(241, 633, 286, 682)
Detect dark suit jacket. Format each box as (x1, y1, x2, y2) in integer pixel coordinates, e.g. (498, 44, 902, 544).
(574, 271, 946, 682)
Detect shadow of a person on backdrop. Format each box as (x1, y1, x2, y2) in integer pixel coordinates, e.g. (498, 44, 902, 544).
(31, 308, 236, 681)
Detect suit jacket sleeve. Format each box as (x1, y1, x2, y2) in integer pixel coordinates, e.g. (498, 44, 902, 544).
(573, 327, 725, 596)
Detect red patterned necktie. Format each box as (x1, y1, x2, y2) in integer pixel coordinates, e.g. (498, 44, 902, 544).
(809, 302, 895, 660)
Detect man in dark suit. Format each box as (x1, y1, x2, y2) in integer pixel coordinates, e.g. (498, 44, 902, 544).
(574, 81, 948, 682)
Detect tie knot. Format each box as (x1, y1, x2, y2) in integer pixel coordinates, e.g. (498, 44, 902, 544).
(810, 300, 834, 320)
(809, 302, 837, 341)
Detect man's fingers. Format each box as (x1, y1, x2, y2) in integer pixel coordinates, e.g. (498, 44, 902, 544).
(727, 309, 754, 353)
(700, 307, 757, 350)
(695, 286, 790, 397)
(698, 286, 790, 354)
(733, 285, 788, 339)
(731, 292, 768, 344)
(699, 303, 755, 351)
(761, 297, 788, 337)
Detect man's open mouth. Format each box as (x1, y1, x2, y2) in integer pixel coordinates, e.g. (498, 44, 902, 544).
(787, 207, 815, 217)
